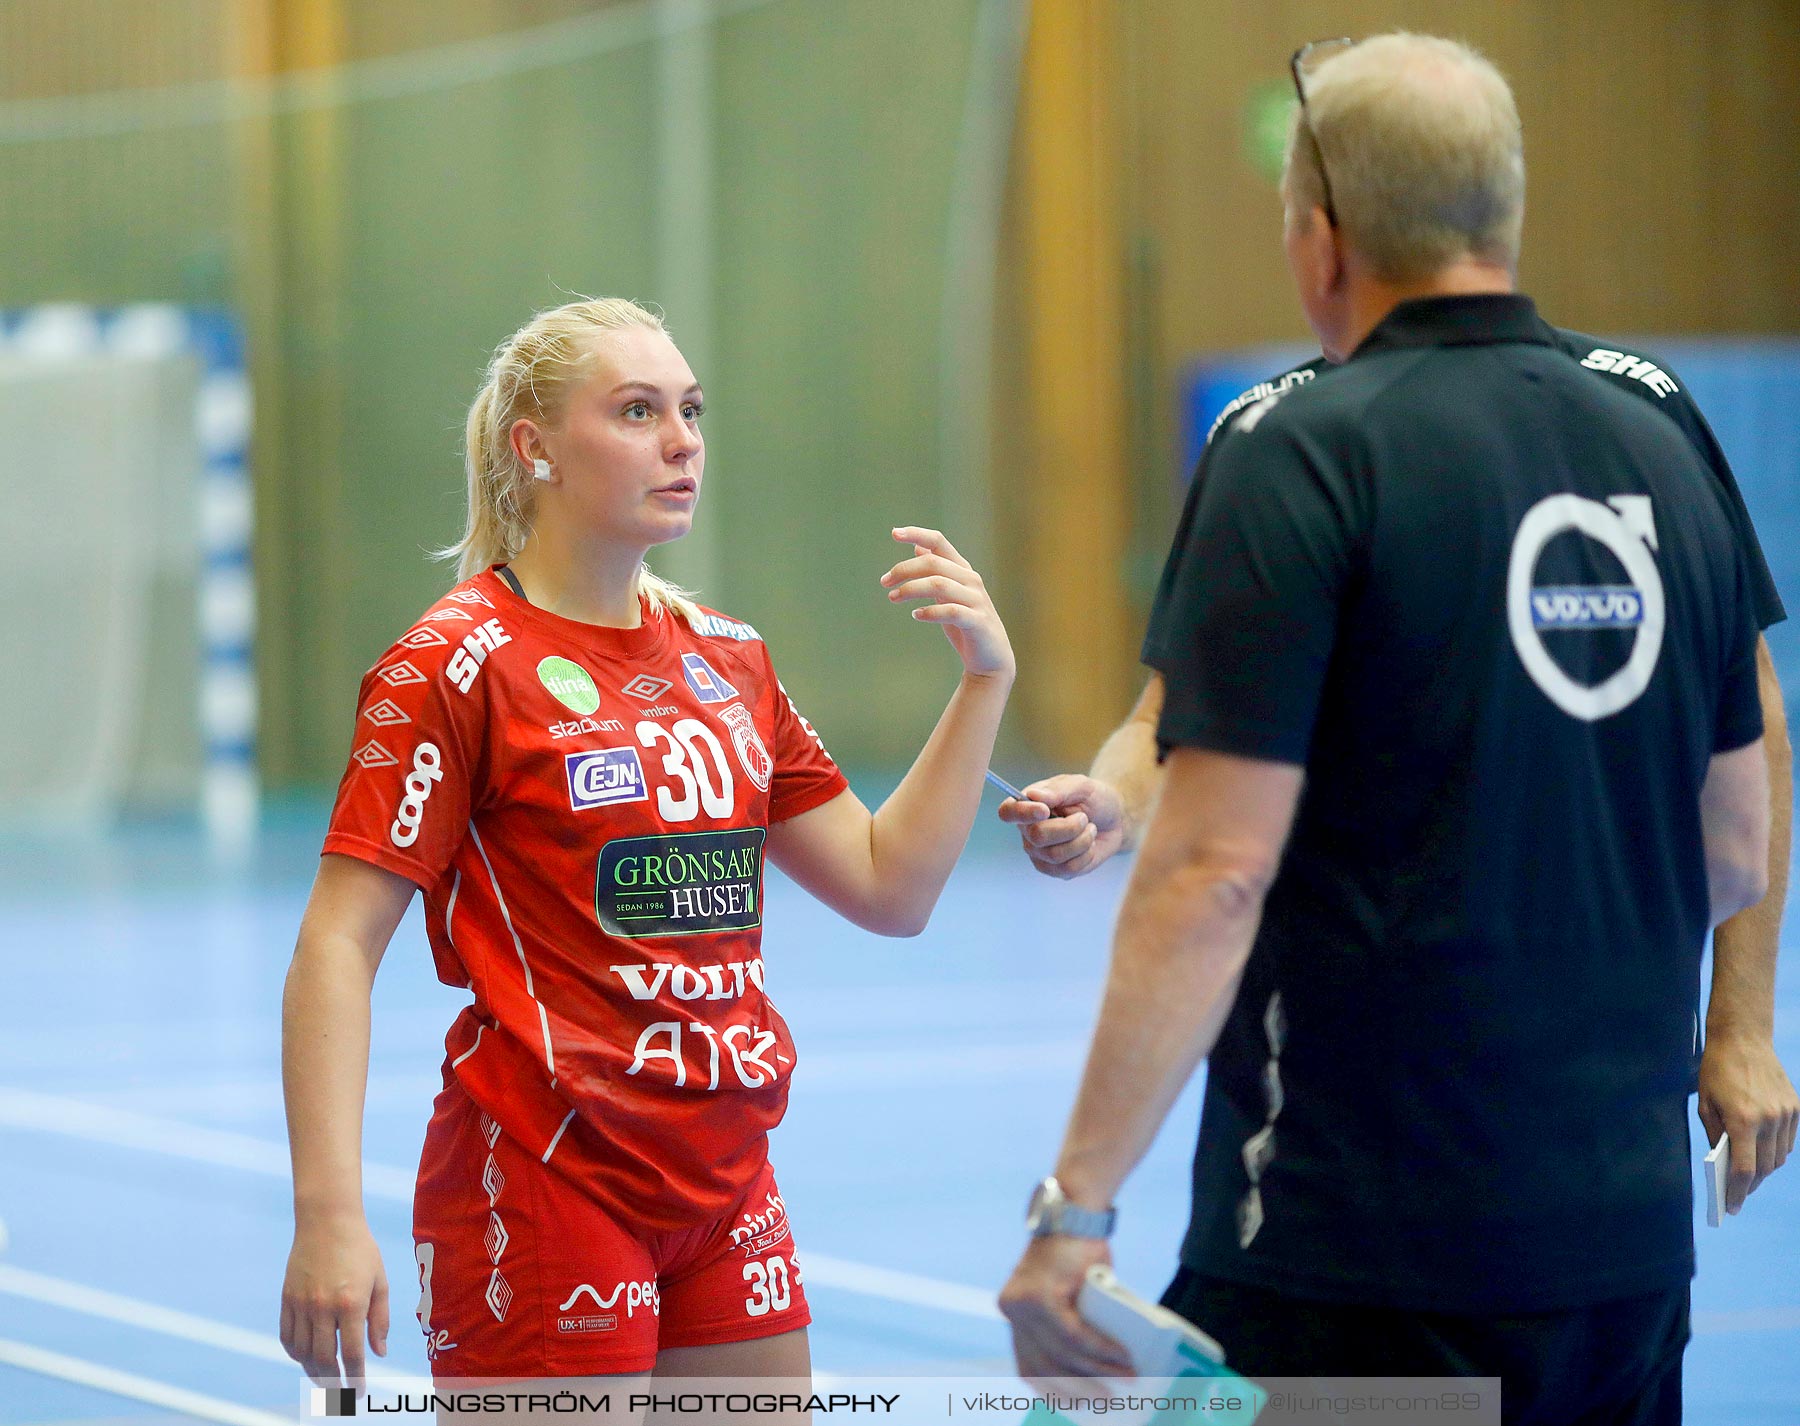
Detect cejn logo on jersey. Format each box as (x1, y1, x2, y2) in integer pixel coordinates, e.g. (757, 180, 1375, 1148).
(1507, 494, 1665, 722)
(446, 618, 511, 694)
(566, 747, 650, 810)
(390, 742, 444, 847)
(681, 652, 738, 704)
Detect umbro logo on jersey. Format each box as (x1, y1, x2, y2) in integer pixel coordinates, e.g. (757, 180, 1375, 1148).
(621, 674, 673, 702)
(567, 748, 649, 810)
(352, 739, 398, 769)
(363, 699, 411, 727)
(486, 1269, 512, 1323)
(422, 606, 475, 624)
(681, 652, 738, 704)
(378, 660, 426, 687)
(447, 588, 493, 607)
(400, 625, 449, 649)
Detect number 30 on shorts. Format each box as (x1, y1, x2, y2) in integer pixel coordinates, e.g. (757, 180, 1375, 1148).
(742, 1253, 797, 1318)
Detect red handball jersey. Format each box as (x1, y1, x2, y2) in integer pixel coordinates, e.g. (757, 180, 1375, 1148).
(323, 570, 847, 1230)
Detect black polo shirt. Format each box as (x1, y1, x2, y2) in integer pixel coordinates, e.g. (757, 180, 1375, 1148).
(1143, 293, 1764, 1314)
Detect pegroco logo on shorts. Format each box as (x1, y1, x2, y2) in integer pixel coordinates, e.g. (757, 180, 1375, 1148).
(595, 829, 765, 938)
(565, 747, 649, 811)
(390, 743, 443, 847)
(1507, 494, 1665, 722)
(557, 1280, 659, 1334)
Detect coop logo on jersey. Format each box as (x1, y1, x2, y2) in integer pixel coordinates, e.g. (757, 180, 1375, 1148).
(565, 747, 649, 810)
(680, 652, 738, 704)
(718, 702, 772, 791)
(390, 742, 444, 847)
(596, 828, 765, 938)
(1507, 494, 1665, 722)
(537, 656, 601, 715)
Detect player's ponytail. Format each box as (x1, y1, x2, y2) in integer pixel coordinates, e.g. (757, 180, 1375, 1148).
(437, 297, 702, 626)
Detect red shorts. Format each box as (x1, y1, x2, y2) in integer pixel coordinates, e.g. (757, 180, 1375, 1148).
(411, 1083, 810, 1376)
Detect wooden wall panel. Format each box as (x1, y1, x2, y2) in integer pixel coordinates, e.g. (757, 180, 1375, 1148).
(997, 0, 1800, 761)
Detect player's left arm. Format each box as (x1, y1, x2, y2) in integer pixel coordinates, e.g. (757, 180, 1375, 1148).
(766, 526, 1013, 937)
(999, 748, 1303, 1376)
(1700, 635, 1800, 1211)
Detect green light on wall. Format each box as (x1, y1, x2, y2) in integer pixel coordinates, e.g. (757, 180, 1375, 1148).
(1242, 81, 1296, 183)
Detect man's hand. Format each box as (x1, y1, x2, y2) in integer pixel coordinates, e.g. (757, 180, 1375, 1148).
(998, 775, 1129, 879)
(998, 1235, 1132, 1380)
(1698, 1032, 1799, 1213)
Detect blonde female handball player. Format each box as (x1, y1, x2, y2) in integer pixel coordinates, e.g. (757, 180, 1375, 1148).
(278, 298, 1014, 1386)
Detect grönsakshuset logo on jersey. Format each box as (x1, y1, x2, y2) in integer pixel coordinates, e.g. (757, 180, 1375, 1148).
(595, 828, 765, 938)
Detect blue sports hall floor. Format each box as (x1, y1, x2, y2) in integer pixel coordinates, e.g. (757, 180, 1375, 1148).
(1, 798, 1796, 1424)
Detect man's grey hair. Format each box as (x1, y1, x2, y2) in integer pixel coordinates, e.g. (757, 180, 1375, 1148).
(1283, 32, 1526, 281)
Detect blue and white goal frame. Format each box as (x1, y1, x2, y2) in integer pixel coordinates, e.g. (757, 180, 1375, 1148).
(0, 303, 256, 849)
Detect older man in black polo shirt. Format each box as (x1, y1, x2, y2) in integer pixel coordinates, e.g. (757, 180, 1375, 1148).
(998, 33, 1774, 1422)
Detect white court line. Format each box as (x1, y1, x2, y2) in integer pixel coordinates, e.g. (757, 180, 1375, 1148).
(0, 1263, 430, 1391)
(0, 1086, 415, 1199)
(0, 1087, 1002, 1323)
(0, 1336, 291, 1426)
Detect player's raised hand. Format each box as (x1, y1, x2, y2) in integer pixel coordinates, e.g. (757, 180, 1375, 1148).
(999, 774, 1128, 879)
(881, 526, 1015, 680)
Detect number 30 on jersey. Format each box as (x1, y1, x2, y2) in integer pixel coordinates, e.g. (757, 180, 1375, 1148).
(637, 718, 734, 821)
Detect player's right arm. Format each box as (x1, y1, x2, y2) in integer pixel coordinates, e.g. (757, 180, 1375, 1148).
(280, 853, 414, 1385)
(998, 673, 1167, 878)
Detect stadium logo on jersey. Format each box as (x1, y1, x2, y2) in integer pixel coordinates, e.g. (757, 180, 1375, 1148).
(447, 618, 511, 695)
(566, 747, 649, 811)
(1206, 367, 1316, 445)
(550, 715, 626, 740)
(390, 742, 443, 847)
(596, 828, 765, 938)
(1580, 348, 1678, 398)
(680, 652, 738, 704)
(621, 674, 674, 703)
(377, 659, 426, 688)
(537, 656, 601, 715)
(399, 625, 449, 650)
(363, 699, 410, 728)
(352, 739, 398, 769)
(1507, 494, 1665, 722)
(447, 587, 493, 607)
(689, 612, 759, 641)
(718, 702, 773, 791)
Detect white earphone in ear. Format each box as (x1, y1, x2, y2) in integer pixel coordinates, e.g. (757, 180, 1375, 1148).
(532, 458, 552, 482)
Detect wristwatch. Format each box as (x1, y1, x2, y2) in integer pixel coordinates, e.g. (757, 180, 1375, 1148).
(1025, 1175, 1117, 1239)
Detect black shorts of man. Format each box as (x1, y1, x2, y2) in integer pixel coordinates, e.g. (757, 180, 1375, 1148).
(999, 33, 1771, 1426)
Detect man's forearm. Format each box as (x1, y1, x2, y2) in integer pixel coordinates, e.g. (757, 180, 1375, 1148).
(1090, 674, 1169, 850)
(1709, 639, 1792, 1039)
(1052, 860, 1265, 1208)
